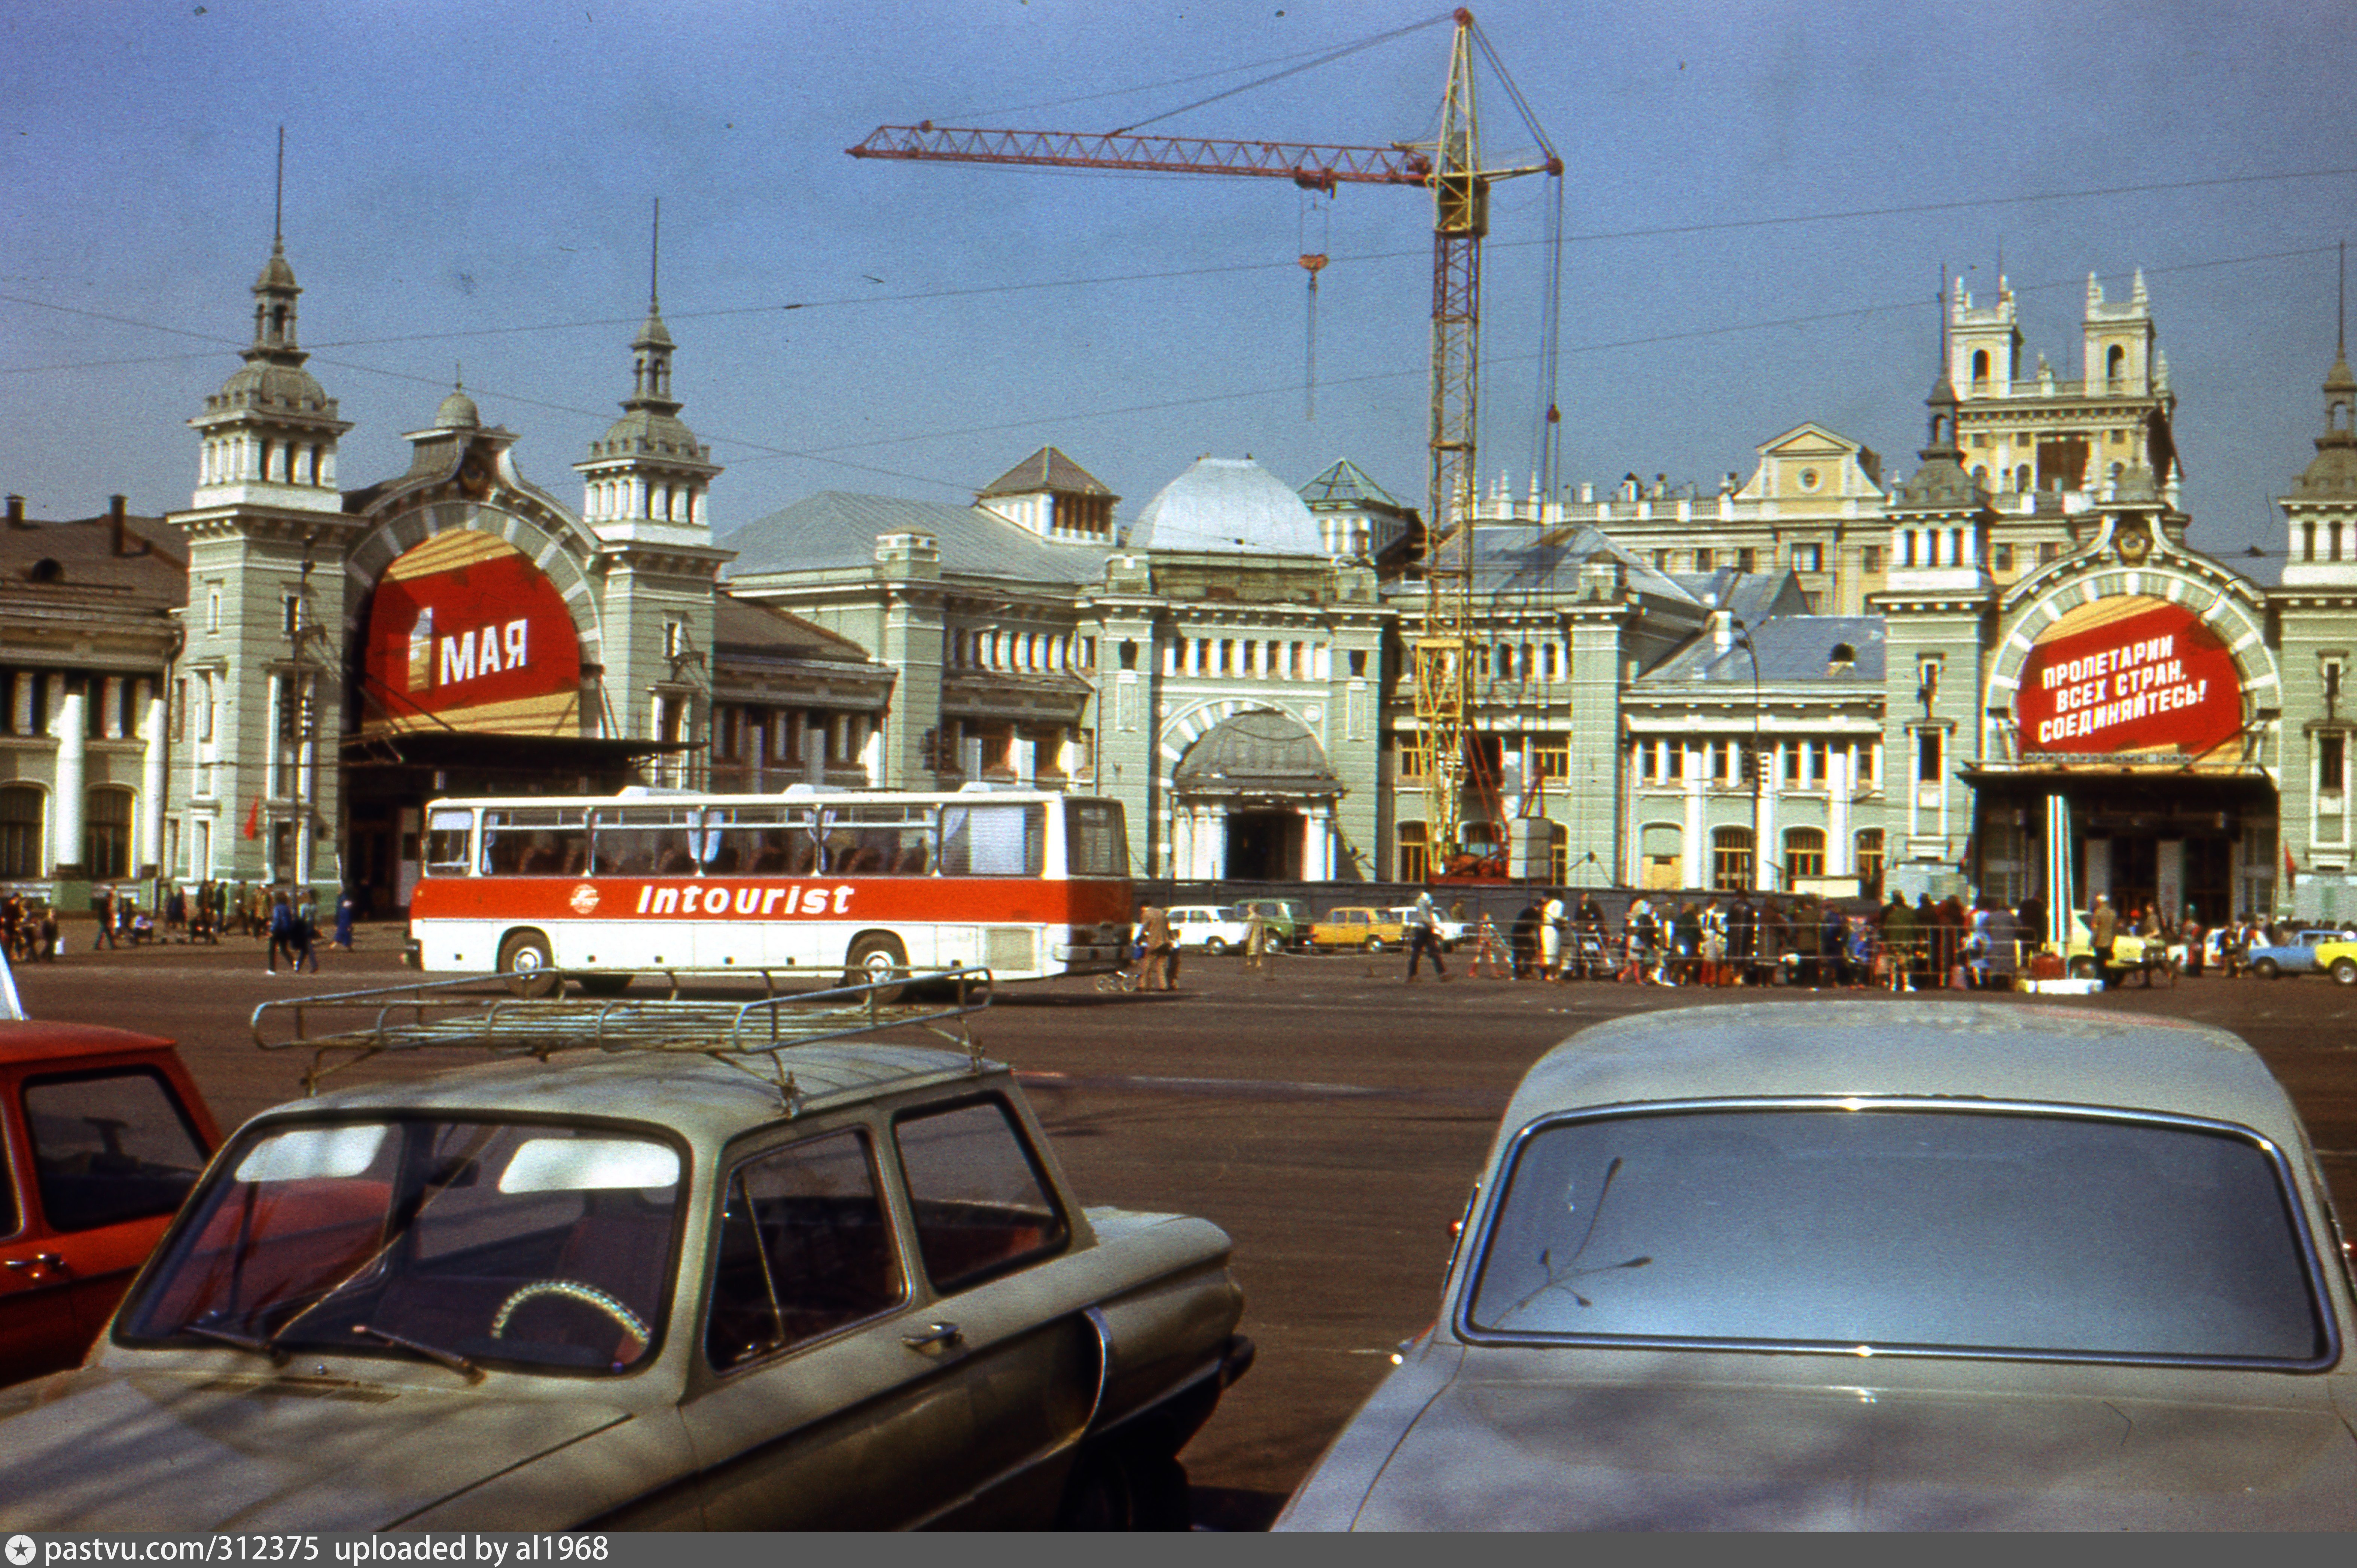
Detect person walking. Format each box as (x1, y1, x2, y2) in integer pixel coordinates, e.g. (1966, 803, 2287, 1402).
(293, 896, 320, 973)
(91, 885, 118, 949)
(1469, 910, 1506, 978)
(1403, 889, 1450, 983)
(333, 890, 357, 951)
(2089, 893, 2118, 980)
(1138, 905, 1176, 992)
(1242, 906, 1272, 979)
(266, 889, 295, 974)
(1509, 900, 1541, 980)
(1882, 891, 1916, 992)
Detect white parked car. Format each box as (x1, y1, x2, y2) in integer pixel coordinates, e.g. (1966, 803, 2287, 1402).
(1279, 1001, 2357, 1531)
(1383, 906, 1468, 951)
(1165, 904, 1253, 955)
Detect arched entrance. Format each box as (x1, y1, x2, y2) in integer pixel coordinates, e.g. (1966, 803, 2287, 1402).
(1974, 548, 2281, 927)
(1168, 709, 1344, 881)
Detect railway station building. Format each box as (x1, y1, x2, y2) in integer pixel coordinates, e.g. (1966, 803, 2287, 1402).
(4, 245, 2351, 927)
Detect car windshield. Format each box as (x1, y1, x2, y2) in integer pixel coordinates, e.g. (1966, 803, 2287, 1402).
(120, 1118, 682, 1376)
(1465, 1105, 2327, 1365)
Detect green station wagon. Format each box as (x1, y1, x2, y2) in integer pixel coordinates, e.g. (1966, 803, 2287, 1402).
(0, 975, 1251, 1531)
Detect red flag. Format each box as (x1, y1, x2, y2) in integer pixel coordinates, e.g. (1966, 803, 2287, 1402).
(242, 797, 261, 840)
(2284, 843, 2298, 888)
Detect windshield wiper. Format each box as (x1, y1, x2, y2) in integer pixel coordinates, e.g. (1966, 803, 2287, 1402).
(349, 1323, 483, 1383)
(180, 1321, 290, 1364)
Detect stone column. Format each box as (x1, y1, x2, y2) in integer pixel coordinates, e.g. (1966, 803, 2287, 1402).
(52, 689, 86, 873)
(140, 695, 168, 876)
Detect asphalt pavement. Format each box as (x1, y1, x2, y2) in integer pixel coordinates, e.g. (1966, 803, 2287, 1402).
(15, 929, 2357, 1530)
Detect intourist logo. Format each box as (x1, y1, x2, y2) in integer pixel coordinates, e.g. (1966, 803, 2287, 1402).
(2016, 596, 2240, 757)
(629, 882, 857, 916)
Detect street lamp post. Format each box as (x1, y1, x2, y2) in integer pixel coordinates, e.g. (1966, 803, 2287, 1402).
(1731, 618, 1766, 893)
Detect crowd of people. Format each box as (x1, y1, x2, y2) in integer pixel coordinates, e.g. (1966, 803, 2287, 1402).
(17, 882, 364, 970)
(1435, 887, 2264, 991)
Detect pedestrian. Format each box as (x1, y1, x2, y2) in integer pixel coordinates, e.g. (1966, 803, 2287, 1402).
(91, 884, 118, 949)
(1698, 896, 1727, 986)
(333, 890, 356, 951)
(164, 884, 186, 942)
(1138, 905, 1176, 992)
(1539, 890, 1565, 979)
(1882, 891, 1916, 992)
(2180, 909, 2204, 979)
(1573, 892, 1606, 981)
(1469, 910, 1506, 978)
(1403, 889, 1450, 982)
(1509, 900, 1541, 980)
(2089, 894, 2118, 977)
(293, 897, 320, 973)
(266, 889, 295, 973)
(1727, 894, 1757, 986)
(36, 903, 57, 962)
(1242, 906, 1271, 978)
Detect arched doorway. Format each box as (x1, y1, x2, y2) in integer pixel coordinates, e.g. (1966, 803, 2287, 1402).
(1168, 709, 1344, 881)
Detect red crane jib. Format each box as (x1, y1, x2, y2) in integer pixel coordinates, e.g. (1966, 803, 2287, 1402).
(848, 125, 1431, 192)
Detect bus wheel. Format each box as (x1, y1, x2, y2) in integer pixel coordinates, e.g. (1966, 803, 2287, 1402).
(846, 934, 910, 1003)
(578, 973, 632, 997)
(498, 931, 558, 998)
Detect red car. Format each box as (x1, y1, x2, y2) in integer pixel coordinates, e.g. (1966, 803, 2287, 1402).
(1, 980, 219, 1385)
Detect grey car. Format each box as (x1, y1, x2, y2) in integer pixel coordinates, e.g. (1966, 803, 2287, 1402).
(0, 978, 1251, 1530)
(1278, 1001, 2357, 1530)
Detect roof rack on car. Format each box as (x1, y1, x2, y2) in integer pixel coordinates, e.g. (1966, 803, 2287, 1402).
(252, 968, 994, 1102)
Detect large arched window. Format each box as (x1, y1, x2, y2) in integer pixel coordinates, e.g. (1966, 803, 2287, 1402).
(1971, 349, 1991, 386)
(1711, 826, 1754, 891)
(1785, 826, 1826, 884)
(84, 786, 133, 880)
(0, 785, 43, 879)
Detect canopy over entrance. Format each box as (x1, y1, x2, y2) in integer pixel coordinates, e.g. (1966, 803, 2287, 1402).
(1171, 709, 1342, 801)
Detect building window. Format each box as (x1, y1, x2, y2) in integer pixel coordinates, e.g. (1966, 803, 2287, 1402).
(1711, 826, 1754, 891)
(1396, 733, 1430, 780)
(1861, 545, 1882, 574)
(1694, 548, 1714, 571)
(1792, 543, 1823, 572)
(1348, 650, 1367, 677)
(1856, 741, 1876, 784)
(1531, 734, 1569, 780)
(1711, 739, 1732, 783)
(1917, 729, 1943, 783)
(1737, 548, 1756, 572)
(2322, 733, 2347, 793)
(0, 785, 42, 879)
(1397, 821, 1430, 883)
(1856, 828, 1885, 897)
(1664, 741, 1684, 782)
(1994, 543, 2014, 571)
(2040, 542, 2061, 564)
(1785, 826, 1826, 883)
(85, 786, 132, 880)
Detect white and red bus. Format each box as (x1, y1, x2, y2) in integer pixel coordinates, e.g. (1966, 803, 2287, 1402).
(404, 785, 1134, 991)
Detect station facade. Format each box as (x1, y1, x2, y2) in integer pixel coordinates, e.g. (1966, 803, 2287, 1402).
(4, 248, 2352, 927)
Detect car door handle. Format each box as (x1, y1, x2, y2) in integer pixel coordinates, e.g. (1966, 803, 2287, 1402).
(3, 1254, 67, 1275)
(900, 1321, 963, 1355)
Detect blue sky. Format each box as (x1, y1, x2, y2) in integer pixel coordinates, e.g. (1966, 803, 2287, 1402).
(5, 0, 2354, 570)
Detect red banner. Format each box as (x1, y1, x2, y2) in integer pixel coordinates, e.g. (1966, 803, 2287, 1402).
(2016, 595, 2242, 758)
(362, 531, 581, 735)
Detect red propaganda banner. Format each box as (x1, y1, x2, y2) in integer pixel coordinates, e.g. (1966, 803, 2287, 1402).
(362, 530, 582, 736)
(2016, 595, 2242, 759)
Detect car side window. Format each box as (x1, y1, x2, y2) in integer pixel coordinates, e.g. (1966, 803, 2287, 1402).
(705, 1129, 903, 1372)
(893, 1099, 1068, 1294)
(22, 1069, 206, 1233)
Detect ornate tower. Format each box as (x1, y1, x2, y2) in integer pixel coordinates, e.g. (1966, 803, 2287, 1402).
(171, 213, 360, 890)
(1874, 333, 1996, 891)
(572, 207, 729, 782)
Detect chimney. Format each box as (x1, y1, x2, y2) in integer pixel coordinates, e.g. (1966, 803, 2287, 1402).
(109, 494, 127, 556)
(5, 495, 24, 529)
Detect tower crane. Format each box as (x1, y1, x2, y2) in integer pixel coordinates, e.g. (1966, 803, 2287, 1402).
(848, 8, 1559, 875)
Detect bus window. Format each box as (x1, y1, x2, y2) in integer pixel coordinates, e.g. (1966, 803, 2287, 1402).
(592, 809, 698, 876)
(700, 807, 816, 876)
(820, 807, 934, 876)
(424, 811, 476, 878)
(481, 808, 589, 877)
(939, 805, 1045, 877)
(1064, 800, 1128, 878)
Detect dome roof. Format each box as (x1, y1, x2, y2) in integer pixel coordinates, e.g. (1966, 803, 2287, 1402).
(1171, 709, 1341, 797)
(433, 385, 481, 430)
(1128, 456, 1324, 553)
(210, 359, 330, 414)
